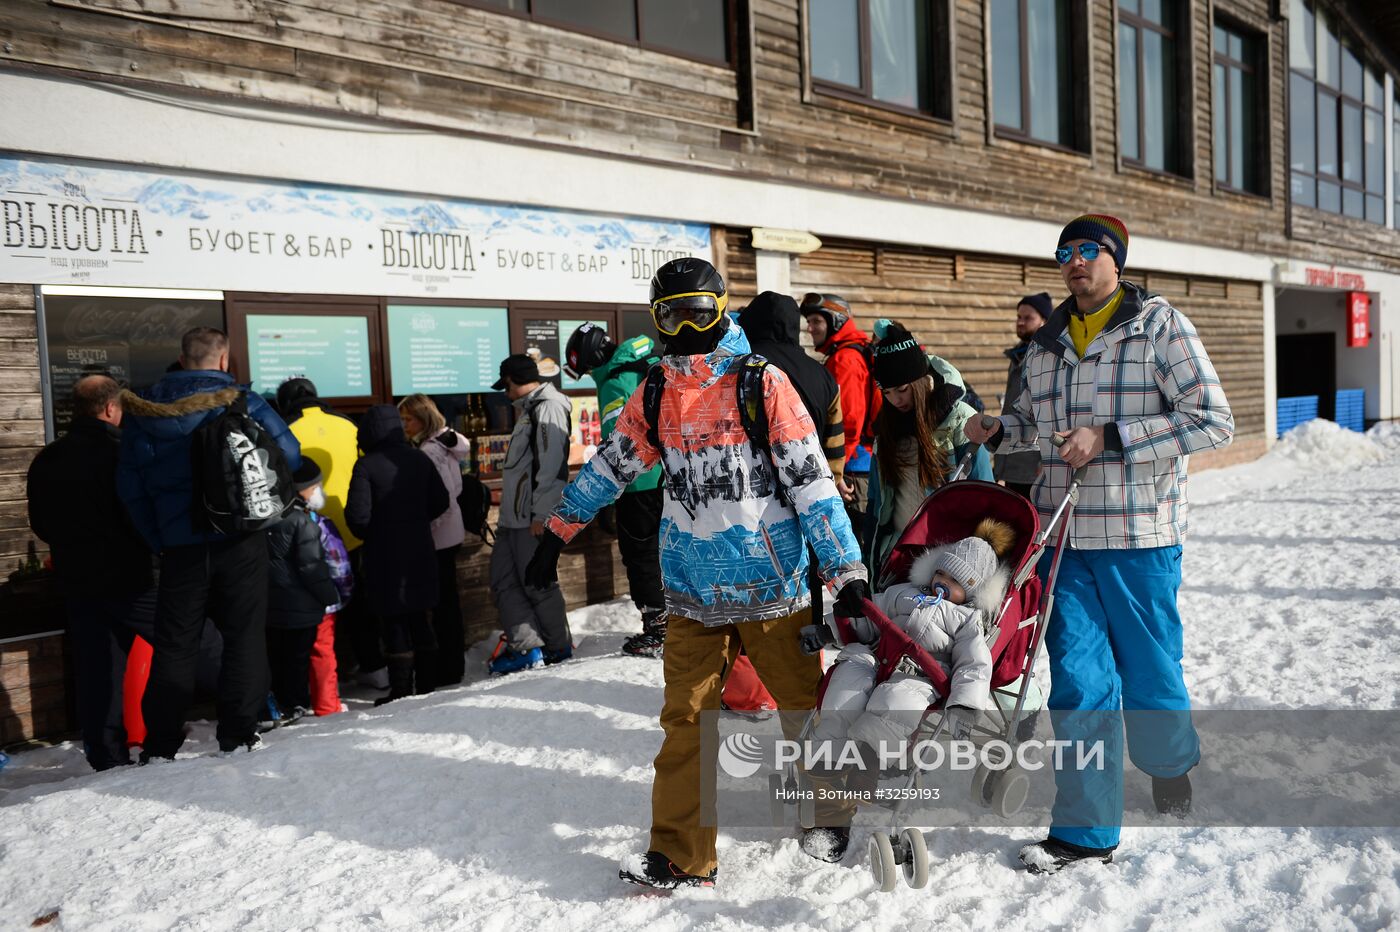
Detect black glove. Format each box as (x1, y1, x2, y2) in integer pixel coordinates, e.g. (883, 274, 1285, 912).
(833, 579, 870, 619)
(523, 531, 565, 589)
(798, 624, 837, 655)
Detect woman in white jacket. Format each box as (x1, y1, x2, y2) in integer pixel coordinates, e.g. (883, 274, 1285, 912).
(399, 394, 470, 687)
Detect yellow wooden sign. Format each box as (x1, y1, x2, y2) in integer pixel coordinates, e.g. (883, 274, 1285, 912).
(750, 228, 823, 254)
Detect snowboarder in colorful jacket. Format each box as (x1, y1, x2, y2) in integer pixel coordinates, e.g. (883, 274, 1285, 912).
(966, 214, 1234, 874)
(526, 258, 870, 889)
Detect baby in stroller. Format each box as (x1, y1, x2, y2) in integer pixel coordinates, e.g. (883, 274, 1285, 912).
(812, 518, 1017, 755)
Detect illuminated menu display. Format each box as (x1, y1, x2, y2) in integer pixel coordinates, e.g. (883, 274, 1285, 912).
(387, 304, 510, 394)
(247, 314, 371, 398)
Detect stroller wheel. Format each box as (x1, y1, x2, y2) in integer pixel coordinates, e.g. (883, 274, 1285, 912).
(868, 832, 898, 893)
(797, 772, 816, 830)
(900, 828, 929, 889)
(991, 768, 1030, 818)
(971, 764, 995, 809)
(769, 772, 789, 827)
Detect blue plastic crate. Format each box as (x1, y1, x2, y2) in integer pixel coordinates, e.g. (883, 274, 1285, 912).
(1277, 395, 1318, 437)
(1334, 389, 1365, 432)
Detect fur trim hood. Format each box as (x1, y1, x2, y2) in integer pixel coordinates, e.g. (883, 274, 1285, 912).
(120, 386, 239, 419)
(906, 542, 1012, 623)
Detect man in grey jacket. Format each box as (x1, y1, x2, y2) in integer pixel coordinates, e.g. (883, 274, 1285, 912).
(993, 293, 1050, 498)
(488, 354, 574, 674)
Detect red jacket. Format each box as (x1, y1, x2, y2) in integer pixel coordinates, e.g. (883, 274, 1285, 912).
(819, 318, 880, 466)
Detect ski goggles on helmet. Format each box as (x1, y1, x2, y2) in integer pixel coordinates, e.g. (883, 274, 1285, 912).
(650, 291, 728, 336)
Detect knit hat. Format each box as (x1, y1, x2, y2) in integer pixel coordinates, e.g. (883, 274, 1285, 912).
(871, 319, 928, 389)
(1058, 214, 1129, 272)
(935, 518, 1017, 592)
(292, 457, 323, 491)
(1018, 292, 1054, 319)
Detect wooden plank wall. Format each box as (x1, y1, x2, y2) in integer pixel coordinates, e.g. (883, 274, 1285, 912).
(0, 634, 71, 746)
(0, 287, 43, 573)
(3, 0, 1395, 273)
(783, 238, 1266, 446)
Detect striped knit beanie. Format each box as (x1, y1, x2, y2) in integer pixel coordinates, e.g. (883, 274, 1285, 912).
(1058, 214, 1129, 272)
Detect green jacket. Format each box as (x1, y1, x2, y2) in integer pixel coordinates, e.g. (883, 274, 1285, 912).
(590, 335, 662, 493)
(863, 354, 988, 579)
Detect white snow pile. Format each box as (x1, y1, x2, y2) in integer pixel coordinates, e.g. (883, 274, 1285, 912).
(3, 426, 1400, 930)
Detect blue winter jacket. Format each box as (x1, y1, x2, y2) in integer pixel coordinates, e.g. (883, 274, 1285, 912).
(117, 370, 302, 552)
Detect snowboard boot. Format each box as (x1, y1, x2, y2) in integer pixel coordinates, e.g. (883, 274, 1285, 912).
(487, 635, 544, 676)
(543, 644, 574, 666)
(622, 610, 667, 659)
(413, 649, 438, 696)
(1152, 772, 1193, 817)
(217, 733, 263, 756)
(1018, 837, 1115, 874)
(618, 851, 716, 890)
(800, 826, 852, 863)
(374, 653, 416, 707)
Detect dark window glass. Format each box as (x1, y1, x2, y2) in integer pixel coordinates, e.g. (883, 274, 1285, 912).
(640, 0, 727, 62)
(1121, 0, 1183, 174)
(1213, 62, 1227, 181)
(1366, 195, 1383, 225)
(1317, 8, 1339, 88)
(1340, 100, 1362, 184)
(993, 0, 1023, 130)
(1340, 42, 1362, 99)
(477, 0, 528, 9)
(1364, 108, 1382, 192)
(1290, 72, 1315, 172)
(811, 0, 862, 87)
(532, 0, 635, 40)
(871, 0, 933, 110)
(1395, 106, 1400, 229)
(1027, 0, 1073, 144)
(1289, 0, 1314, 75)
(1342, 187, 1363, 218)
(1318, 179, 1341, 212)
(1364, 68, 1382, 108)
(995, 0, 1078, 147)
(1292, 171, 1316, 207)
(1317, 88, 1337, 177)
(1119, 23, 1140, 160)
(810, 0, 947, 117)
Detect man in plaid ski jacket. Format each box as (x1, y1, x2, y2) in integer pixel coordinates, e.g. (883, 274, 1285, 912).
(967, 214, 1233, 874)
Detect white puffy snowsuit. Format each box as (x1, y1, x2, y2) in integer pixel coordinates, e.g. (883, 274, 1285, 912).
(814, 547, 1004, 750)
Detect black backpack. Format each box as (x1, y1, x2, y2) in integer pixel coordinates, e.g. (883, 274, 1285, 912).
(458, 472, 494, 543)
(190, 392, 295, 534)
(640, 354, 789, 503)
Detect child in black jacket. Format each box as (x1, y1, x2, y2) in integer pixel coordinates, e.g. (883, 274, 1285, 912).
(266, 459, 342, 723)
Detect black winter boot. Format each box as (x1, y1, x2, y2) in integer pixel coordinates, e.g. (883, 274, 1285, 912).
(1019, 837, 1115, 874)
(618, 850, 716, 889)
(1152, 772, 1192, 817)
(800, 827, 851, 863)
(374, 653, 416, 707)
(413, 649, 438, 696)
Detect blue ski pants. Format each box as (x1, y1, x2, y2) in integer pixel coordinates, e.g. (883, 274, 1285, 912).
(1037, 545, 1199, 850)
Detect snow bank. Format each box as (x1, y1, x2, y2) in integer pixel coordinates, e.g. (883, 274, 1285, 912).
(3, 425, 1400, 930)
(1191, 418, 1395, 505)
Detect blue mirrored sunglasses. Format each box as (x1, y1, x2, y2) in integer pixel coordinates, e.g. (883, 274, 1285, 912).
(1055, 242, 1105, 265)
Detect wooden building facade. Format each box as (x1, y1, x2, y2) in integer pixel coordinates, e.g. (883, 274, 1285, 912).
(1, 0, 1398, 741)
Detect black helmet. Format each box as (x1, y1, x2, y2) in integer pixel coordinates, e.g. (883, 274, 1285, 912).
(563, 322, 615, 380)
(799, 293, 851, 346)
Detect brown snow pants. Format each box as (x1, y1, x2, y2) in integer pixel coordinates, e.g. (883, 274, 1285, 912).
(649, 609, 823, 877)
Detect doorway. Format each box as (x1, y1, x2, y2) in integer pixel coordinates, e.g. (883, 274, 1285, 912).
(1276, 332, 1337, 421)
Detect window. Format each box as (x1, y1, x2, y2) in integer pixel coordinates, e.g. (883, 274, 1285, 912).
(1289, 0, 1385, 224)
(808, 0, 951, 118)
(1212, 22, 1266, 195)
(1395, 90, 1400, 229)
(1119, 0, 1190, 175)
(465, 0, 732, 65)
(991, 0, 1084, 150)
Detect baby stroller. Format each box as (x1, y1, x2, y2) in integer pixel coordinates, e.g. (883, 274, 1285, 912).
(772, 431, 1089, 892)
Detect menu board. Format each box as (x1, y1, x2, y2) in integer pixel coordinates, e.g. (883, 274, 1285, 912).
(41, 293, 224, 437)
(246, 314, 371, 398)
(387, 304, 509, 394)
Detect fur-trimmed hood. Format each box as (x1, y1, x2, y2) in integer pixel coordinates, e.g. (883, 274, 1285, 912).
(906, 545, 1011, 624)
(121, 386, 239, 419)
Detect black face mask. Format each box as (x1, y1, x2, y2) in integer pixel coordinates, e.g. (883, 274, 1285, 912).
(662, 318, 728, 357)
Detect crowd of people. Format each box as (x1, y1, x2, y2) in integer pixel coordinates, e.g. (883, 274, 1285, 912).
(25, 211, 1234, 888)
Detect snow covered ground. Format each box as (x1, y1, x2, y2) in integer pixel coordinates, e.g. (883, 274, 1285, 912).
(3, 420, 1399, 930)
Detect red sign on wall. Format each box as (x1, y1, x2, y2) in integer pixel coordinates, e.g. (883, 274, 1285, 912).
(1347, 292, 1370, 347)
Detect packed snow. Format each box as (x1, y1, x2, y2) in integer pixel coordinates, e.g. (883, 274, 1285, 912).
(3, 419, 1398, 930)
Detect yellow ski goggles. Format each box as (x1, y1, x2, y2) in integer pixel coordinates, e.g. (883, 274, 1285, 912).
(650, 291, 729, 336)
